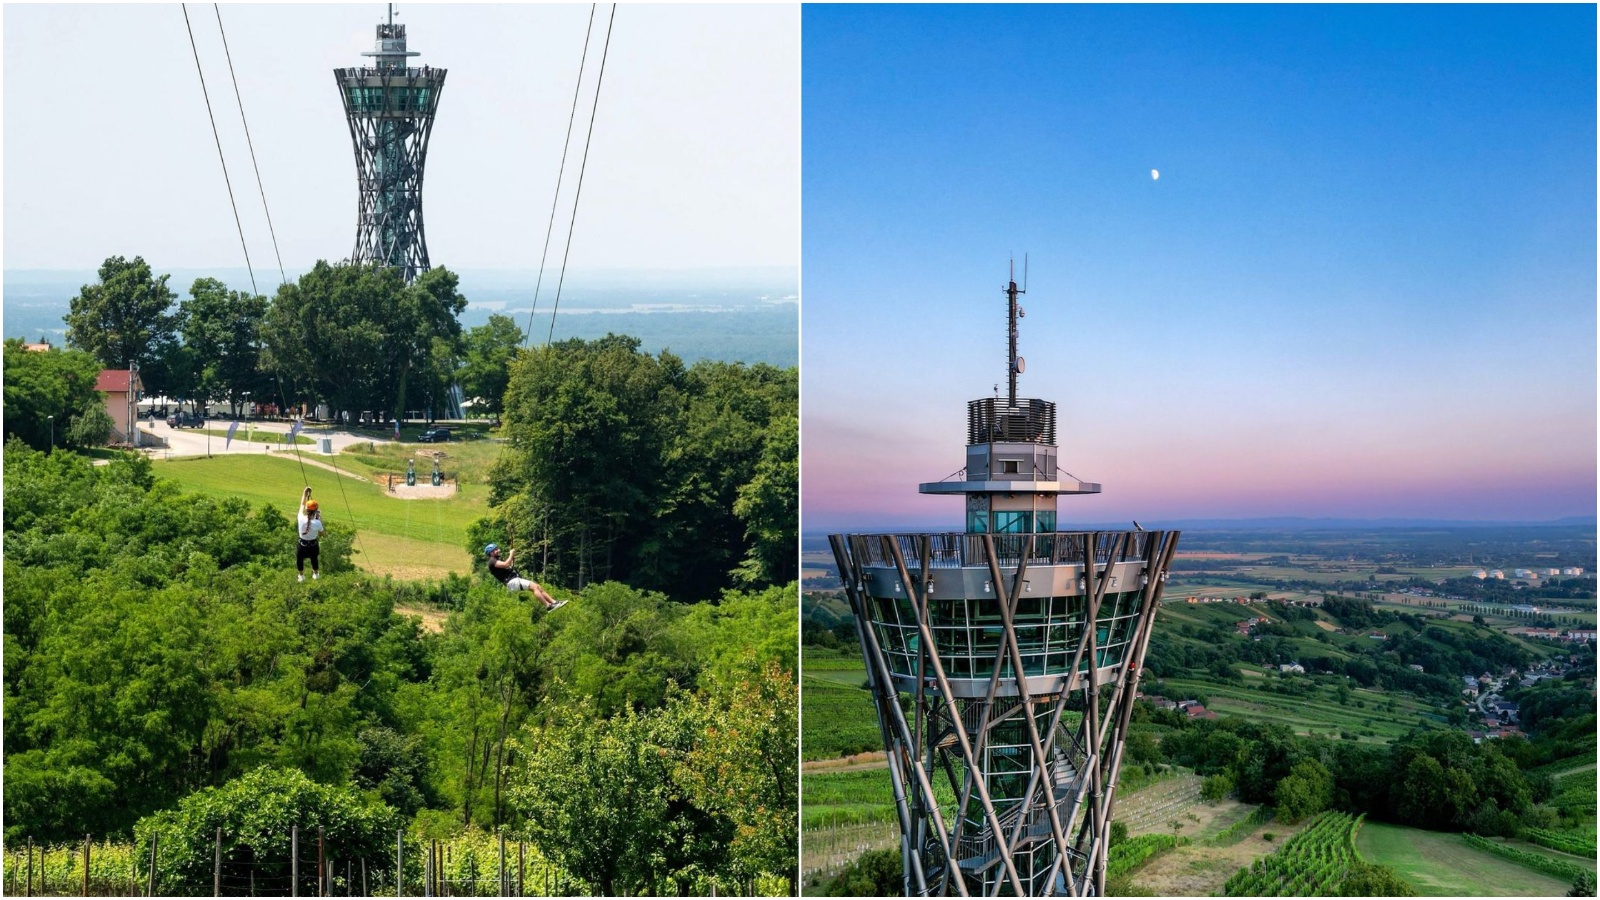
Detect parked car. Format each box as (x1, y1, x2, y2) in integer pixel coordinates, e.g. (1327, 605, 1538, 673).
(166, 411, 206, 428)
(417, 427, 452, 443)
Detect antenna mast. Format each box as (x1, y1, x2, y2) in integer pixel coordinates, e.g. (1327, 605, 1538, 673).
(1006, 259, 1026, 406)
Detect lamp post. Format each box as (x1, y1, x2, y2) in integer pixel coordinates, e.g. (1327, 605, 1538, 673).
(47, 415, 54, 451)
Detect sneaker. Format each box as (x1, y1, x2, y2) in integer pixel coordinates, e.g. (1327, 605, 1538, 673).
(297, 574, 305, 583)
(546, 600, 568, 612)
(312, 571, 319, 580)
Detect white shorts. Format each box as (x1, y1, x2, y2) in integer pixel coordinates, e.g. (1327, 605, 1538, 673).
(505, 577, 534, 593)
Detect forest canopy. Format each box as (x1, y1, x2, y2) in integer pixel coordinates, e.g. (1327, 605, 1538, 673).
(2, 440, 798, 893)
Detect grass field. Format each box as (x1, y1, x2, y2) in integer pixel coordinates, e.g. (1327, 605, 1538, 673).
(153, 452, 491, 580)
(1356, 822, 1579, 896)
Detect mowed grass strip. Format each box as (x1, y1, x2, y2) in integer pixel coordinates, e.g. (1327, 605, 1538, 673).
(1356, 822, 1575, 896)
(153, 453, 490, 578)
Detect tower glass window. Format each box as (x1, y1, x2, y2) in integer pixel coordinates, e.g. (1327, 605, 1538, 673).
(992, 511, 1032, 534)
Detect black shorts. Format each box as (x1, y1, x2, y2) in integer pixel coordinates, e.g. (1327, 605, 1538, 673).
(297, 539, 320, 571)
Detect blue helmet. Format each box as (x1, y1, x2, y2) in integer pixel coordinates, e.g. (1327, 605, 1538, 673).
(484, 543, 500, 557)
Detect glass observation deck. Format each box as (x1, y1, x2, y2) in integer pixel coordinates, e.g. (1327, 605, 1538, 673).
(836, 531, 1162, 697)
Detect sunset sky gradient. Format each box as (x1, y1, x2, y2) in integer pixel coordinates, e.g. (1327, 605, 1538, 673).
(802, 5, 1596, 532)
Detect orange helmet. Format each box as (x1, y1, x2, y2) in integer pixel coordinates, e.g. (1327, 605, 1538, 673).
(306, 500, 319, 512)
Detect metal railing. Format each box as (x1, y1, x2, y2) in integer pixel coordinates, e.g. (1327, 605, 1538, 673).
(843, 532, 1156, 570)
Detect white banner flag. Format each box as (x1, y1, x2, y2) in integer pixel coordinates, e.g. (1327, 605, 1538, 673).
(225, 420, 240, 450)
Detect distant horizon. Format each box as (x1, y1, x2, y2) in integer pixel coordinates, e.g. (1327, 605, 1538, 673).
(802, 514, 1600, 538)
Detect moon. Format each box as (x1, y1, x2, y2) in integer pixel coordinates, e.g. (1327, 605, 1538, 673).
(1151, 169, 1160, 181)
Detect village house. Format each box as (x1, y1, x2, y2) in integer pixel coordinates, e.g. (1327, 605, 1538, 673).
(95, 369, 145, 446)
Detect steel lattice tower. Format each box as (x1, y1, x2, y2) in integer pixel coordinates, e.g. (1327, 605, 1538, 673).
(334, 6, 446, 283)
(828, 268, 1179, 897)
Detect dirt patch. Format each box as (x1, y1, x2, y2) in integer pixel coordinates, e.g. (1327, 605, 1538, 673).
(802, 751, 887, 774)
(1314, 619, 1339, 632)
(385, 483, 458, 500)
(395, 602, 449, 634)
(1132, 812, 1307, 896)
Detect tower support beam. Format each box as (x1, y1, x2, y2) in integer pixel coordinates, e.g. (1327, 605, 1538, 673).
(831, 530, 1180, 896)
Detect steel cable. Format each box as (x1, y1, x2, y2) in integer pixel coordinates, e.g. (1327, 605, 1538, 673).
(523, 3, 598, 349)
(181, 3, 257, 296)
(545, 4, 617, 347)
(213, 4, 287, 287)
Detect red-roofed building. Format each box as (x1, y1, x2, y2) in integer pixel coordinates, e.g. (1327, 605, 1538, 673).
(95, 369, 144, 445)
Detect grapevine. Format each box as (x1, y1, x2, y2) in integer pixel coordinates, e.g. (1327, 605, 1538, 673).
(1219, 811, 1363, 897)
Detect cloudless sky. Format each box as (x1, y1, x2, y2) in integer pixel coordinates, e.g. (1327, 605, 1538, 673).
(802, 4, 1596, 531)
(4, 4, 799, 273)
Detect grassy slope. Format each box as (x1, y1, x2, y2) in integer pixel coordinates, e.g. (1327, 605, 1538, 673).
(153, 452, 490, 579)
(1356, 822, 1578, 896)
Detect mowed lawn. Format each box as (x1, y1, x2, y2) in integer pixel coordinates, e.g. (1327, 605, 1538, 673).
(1357, 822, 1576, 896)
(154, 453, 490, 580)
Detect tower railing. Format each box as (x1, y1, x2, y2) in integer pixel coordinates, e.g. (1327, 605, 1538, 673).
(846, 531, 1157, 570)
(968, 398, 1056, 444)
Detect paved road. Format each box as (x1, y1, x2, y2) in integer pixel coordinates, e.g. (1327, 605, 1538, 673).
(137, 421, 375, 460)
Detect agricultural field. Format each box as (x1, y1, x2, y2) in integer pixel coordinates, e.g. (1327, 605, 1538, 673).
(801, 656, 880, 761)
(1154, 677, 1444, 742)
(1356, 822, 1581, 896)
(153, 449, 492, 580)
(1220, 810, 1361, 897)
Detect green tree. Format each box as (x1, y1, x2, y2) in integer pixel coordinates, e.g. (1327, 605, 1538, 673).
(261, 262, 466, 421)
(179, 278, 269, 417)
(2, 340, 106, 449)
(733, 412, 798, 586)
(492, 335, 685, 589)
(1274, 759, 1333, 823)
(1201, 773, 1235, 802)
(387, 267, 468, 418)
(135, 767, 400, 895)
(64, 256, 180, 385)
(1338, 861, 1417, 896)
(825, 848, 901, 896)
(456, 314, 524, 418)
(65, 404, 114, 446)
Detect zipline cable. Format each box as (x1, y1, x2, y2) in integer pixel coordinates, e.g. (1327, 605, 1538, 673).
(545, 4, 617, 348)
(213, 3, 287, 287)
(523, 3, 598, 349)
(177, 9, 383, 580)
(181, 3, 257, 297)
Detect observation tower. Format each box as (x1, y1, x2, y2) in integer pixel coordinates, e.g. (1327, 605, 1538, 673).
(334, 5, 446, 283)
(828, 267, 1180, 896)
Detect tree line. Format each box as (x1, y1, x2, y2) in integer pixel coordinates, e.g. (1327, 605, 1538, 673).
(1147, 690, 1591, 838)
(34, 254, 530, 430)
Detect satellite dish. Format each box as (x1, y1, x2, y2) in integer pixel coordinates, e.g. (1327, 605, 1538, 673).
(1015, 357, 1026, 374)
(1018, 305, 1026, 318)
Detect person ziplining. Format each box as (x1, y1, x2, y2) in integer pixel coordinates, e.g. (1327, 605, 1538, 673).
(297, 486, 324, 582)
(484, 543, 567, 613)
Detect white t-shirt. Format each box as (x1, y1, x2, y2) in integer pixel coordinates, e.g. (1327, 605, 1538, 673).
(297, 512, 325, 542)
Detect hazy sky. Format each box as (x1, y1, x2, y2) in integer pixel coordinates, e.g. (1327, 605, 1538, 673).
(802, 4, 1596, 530)
(4, 4, 799, 273)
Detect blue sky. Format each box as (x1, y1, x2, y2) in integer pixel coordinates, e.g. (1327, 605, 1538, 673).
(802, 4, 1596, 531)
